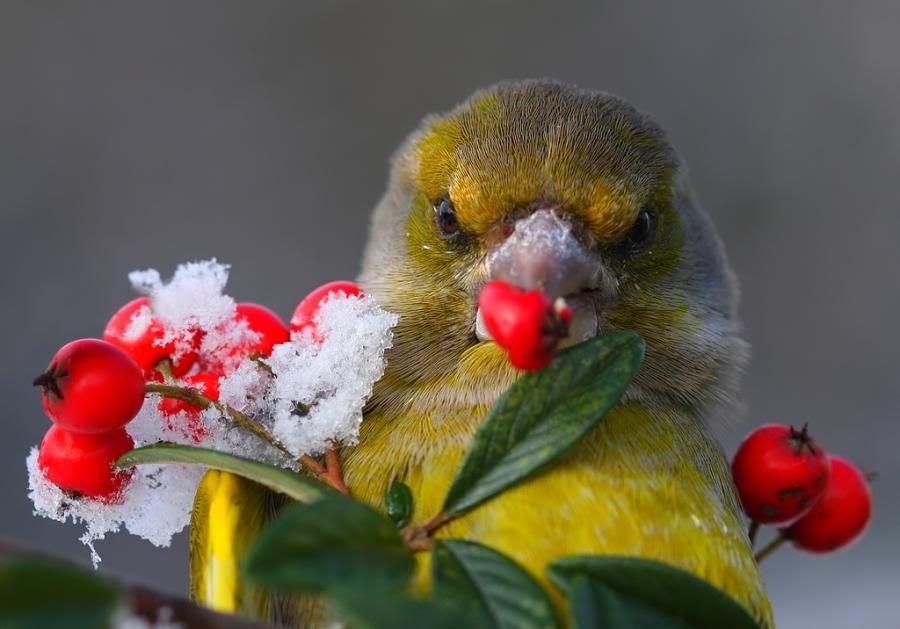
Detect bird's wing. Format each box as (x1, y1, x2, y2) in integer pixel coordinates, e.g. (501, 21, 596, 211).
(189, 469, 272, 620)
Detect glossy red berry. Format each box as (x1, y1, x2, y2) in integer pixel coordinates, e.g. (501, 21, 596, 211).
(233, 303, 290, 357)
(731, 423, 830, 524)
(158, 372, 220, 441)
(37, 425, 134, 501)
(291, 281, 364, 340)
(103, 297, 198, 377)
(787, 455, 872, 553)
(478, 280, 571, 371)
(34, 339, 146, 434)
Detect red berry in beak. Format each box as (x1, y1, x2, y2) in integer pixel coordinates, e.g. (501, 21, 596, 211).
(477, 280, 571, 371)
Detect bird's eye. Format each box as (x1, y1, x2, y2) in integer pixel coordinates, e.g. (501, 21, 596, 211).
(434, 198, 461, 238)
(623, 207, 656, 251)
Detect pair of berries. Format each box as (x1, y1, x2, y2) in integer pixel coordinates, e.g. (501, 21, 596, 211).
(34, 339, 143, 500)
(732, 424, 872, 554)
(478, 280, 572, 370)
(34, 281, 363, 502)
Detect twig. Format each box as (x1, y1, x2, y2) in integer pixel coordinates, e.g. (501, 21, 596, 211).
(754, 532, 788, 563)
(145, 383, 294, 458)
(748, 520, 760, 548)
(400, 512, 452, 552)
(0, 538, 270, 629)
(145, 383, 351, 494)
(324, 446, 350, 495)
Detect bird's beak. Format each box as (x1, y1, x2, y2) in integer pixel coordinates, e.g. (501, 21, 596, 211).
(475, 209, 602, 345)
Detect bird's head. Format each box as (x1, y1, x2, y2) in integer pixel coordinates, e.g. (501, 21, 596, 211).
(361, 80, 746, 411)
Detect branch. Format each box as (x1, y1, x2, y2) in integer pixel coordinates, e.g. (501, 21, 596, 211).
(0, 538, 270, 629)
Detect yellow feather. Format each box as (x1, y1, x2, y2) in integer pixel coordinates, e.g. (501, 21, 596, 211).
(189, 470, 271, 619)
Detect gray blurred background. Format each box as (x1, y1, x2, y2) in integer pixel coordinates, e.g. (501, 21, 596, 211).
(1, 2, 897, 627)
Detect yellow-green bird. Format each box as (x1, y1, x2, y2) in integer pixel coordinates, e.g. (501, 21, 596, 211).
(190, 79, 773, 627)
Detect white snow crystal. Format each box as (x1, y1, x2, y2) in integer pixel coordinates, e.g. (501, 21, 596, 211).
(218, 292, 398, 457)
(267, 293, 398, 455)
(128, 259, 257, 371)
(27, 446, 204, 568)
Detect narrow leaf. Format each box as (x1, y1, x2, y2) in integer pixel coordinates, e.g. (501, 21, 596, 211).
(118, 443, 325, 503)
(442, 332, 644, 517)
(433, 540, 559, 629)
(384, 481, 413, 527)
(548, 556, 761, 629)
(242, 492, 414, 593)
(0, 558, 121, 629)
(567, 575, 686, 629)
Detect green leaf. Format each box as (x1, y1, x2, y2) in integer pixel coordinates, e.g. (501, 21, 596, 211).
(0, 558, 121, 629)
(442, 332, 644, 517)
(118, 443, 326, 503)
(242, 492, 414, 593)
(547, 556, 761, 629)
(384, 481, 413, 527)
(328, 588, 474, 629)
(433, 540, 559, 629)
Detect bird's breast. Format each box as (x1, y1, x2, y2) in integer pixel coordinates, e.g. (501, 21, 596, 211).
(342, 392, 773, 627)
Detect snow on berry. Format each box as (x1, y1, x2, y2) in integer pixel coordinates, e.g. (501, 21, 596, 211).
(128, 259, 258, 373)
(291, 280, 363, 338)
(220, 290, 398, 457)
(27, 260, 398, 564)
(103, 297, 199, 377)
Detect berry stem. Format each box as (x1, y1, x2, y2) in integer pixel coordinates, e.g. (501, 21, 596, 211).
(145, 383, 294, 458)
(154, 359, 175, 383)
(399, 511, 451, 553)
(748, 520, 760, 548)
(145, 383, 351, 494)
(324, 446, 350, 496)
(754, 532, 788, 563)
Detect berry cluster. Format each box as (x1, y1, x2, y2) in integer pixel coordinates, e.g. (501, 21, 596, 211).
(478, 280, 572, 370)
(731, 423, 872, 557)
(33, 280, 362, 503)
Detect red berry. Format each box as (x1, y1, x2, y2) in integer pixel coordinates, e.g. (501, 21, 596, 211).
(477, 280, 571, 371)
(158, 372, 220, 441)
(731, 423, 830, 525)
(34, 339, 147, 434)
(233, 303, 290, 357)
(787, 455, 872, 553)
(290, 281, 364, 340)
(103, 297, 198, 377)
(37, 425, 134, 501)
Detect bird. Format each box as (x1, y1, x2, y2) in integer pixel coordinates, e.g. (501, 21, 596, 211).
(190, 79, 773, 627)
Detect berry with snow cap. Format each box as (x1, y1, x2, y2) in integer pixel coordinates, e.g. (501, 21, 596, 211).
(103, 297, 199, 377)
(291, 281, 364, 340)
